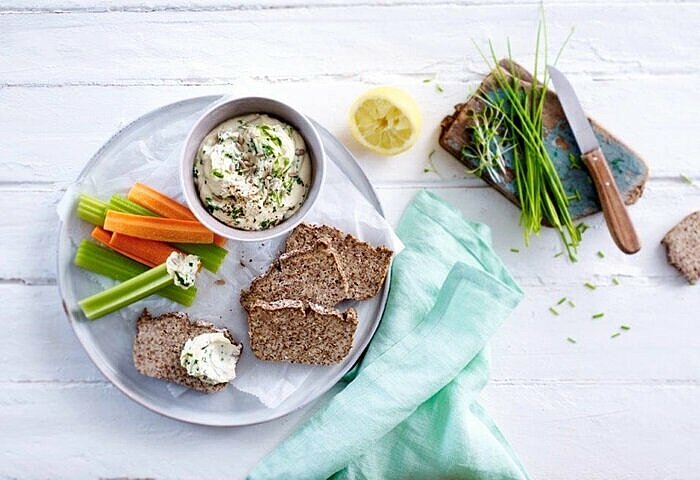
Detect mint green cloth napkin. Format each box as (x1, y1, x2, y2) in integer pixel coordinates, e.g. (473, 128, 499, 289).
(248, 190, 529, 480)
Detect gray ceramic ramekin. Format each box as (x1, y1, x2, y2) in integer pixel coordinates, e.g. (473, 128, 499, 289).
(180, 97, 326, 242)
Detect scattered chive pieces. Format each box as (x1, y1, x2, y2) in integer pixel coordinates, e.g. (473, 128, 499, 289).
(597, 250, 605, 258)
(567, 300, 576, 307)
(549, 307, 560, 316)
(577, 223, 590, 234)
(557, 297, 567, 305)
(435, 84, 444, 93)
(611, 332, 621, 339)
(567, 190, 582, 202)
(620, 325, 631, 331)
(566, 337, 577, 344)
(592, 312, 605, 319)
(612, 277, 620, 285)
(554, 251, 564, 258)
(510, 248, 520, 253)
(568, 153, 581, 170)
(680, 174, 693, 184)
(422, 78, 432, 83)
(584, 282, 597, 290)
(424, 149, 439, 174)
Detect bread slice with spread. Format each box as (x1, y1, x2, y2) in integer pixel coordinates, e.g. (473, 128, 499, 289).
(133, 309, 242, 393)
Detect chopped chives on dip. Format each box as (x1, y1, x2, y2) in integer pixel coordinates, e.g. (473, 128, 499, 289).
(549, 307, 560, 316)
(611, 332, 621, 339)
(557, 297, 567, 305)
(612, 277, 621, 285)
(592, 312, 605, 319)
(584, 282, 597, 290)
(620, 325, 631, 330)
(566, 337, 577, 344)
(510, 248, 520, 253)
(597, 250, 605, 258)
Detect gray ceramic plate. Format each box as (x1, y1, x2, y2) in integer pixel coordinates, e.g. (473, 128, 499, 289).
(56, 96, 389, 426)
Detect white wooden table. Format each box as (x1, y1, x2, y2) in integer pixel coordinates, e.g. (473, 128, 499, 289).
(2, 1, 699, 478)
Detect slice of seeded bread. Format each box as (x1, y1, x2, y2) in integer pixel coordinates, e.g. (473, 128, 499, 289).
(240, 240, 349, 310)
(285, 223, 393, 300)
(247, 300, 358, 365)
(661, 211, 700, 284)
(132, 309, 241, 393)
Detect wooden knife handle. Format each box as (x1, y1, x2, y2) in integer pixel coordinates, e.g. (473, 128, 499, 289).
(582, 147, 641, 254)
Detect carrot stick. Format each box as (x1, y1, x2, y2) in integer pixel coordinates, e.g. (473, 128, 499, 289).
(91, 227, 157, 267)
(110, 232, 179, 267)
(128, 182, 227, 247)
(103, 211, 214, 244)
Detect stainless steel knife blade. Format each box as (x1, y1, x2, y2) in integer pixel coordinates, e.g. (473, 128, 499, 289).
(547, 65, 599, 154)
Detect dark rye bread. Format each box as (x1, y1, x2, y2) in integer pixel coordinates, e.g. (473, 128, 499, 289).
(284, 223, 393, 300)
(133, 309, 241, 393)
(247, 300, 358, 365)
(661, 211, 700, 284)
(240, 240, 349, 310)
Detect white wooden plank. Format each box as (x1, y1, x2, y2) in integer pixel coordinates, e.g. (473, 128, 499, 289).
(480, 383, 700, 480)
(376, 182, 700, 284)
(0, 381, 697, 479)
(2, 179, 697, 282)
(1, 77, 699, 187)
(1, 4, 699, 87)
(6, 277, 698, 383)
(0, 0, 566, 11)
(0, 381, 315, 479)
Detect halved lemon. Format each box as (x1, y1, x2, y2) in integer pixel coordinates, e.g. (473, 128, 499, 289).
(348, 86, 422, 156)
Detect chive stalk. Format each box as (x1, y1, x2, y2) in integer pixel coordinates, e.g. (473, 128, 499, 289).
(592, 312, 605, 319)
(472, 18, 580, 260)
(584, 282, 597, 290)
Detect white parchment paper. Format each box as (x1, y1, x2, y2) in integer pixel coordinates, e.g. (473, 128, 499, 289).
(57, 98, 402, 409)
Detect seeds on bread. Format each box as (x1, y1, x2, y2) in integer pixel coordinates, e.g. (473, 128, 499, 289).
(284, 223, 393, 300)
(661, 211, 700, 284)
(132, 309, 241, 393)
(247, 300, 358, 365)
(240, 239, 349, 311)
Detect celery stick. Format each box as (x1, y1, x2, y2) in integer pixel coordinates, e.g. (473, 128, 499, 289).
(77, 194, 109, 225)
(74, 240, 196, 307)
(79, 264, 175, 320)
(109, 195, 157, 216)
(172, 242, 227, 272)
(109, 195, 227, 272)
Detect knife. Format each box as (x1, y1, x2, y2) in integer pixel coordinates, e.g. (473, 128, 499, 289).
(548, 65, 641, 254)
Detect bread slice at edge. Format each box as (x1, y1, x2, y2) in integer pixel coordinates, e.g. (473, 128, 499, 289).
(661, 211, 700, 284)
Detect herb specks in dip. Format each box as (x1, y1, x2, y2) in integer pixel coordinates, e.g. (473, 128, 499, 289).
(194, 114, 311, 230)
